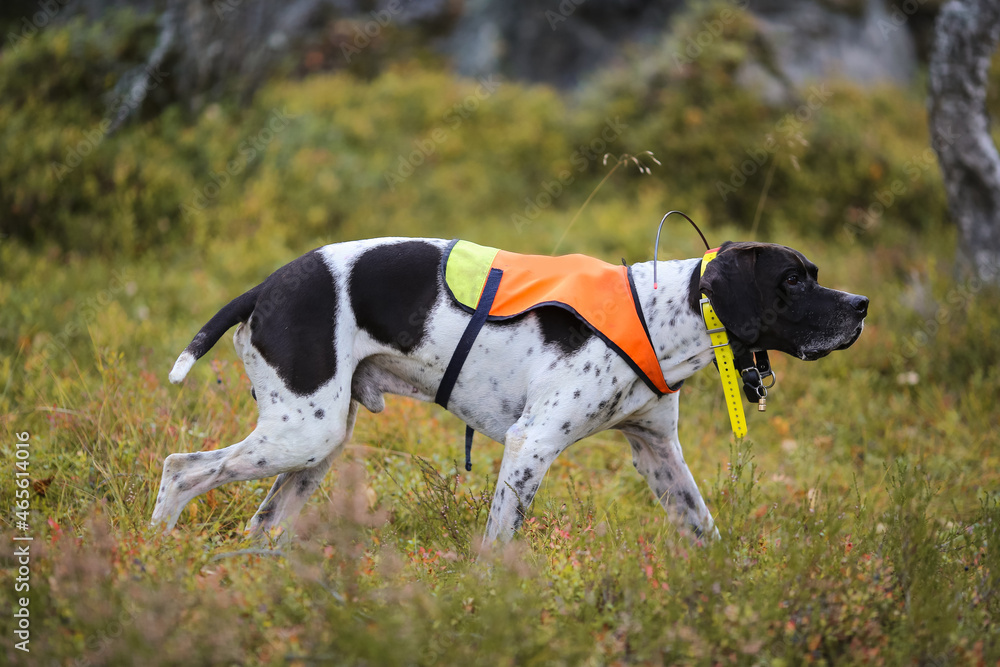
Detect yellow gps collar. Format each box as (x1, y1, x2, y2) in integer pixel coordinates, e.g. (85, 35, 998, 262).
(699, 248, 747, 438)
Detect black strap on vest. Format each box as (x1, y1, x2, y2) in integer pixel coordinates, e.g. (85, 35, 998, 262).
(435, 267, 504, 471)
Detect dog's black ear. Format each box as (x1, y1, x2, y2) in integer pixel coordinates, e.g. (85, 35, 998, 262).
(699, 242, 762, 345)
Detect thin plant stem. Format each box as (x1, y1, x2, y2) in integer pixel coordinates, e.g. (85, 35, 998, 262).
(749, 154, 779, 241)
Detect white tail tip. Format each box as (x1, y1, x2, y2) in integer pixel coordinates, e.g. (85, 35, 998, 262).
(168, 351, 196, 384)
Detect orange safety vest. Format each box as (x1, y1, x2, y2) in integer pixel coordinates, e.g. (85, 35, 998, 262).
(439, 240, 673, 398)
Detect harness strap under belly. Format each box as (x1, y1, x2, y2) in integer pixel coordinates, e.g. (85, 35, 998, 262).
(435, 267, 504, 471)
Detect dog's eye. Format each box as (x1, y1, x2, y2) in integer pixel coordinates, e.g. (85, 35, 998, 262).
(785, 275, 800, 286)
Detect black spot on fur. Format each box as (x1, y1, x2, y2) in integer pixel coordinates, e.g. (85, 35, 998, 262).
(251, 388, 257, 401)
(561, 421, 572, 434)
(282, 414, 289, 422)
(256, 503, 274, 519)
(250, 249, 339, 396)
(349, 241, 441, 352)
(298, 479, 311, 494)
(535, 306, 594, 354)
(256, 458, 267, 466)
(573, 390, 581, 399)
(514, 468, 534, 493)
(583, 362, 592, 373)
(513, 509, 526, 532)
(307, 457, 316, 463)
(314, 409, 325, 419)
(682, 491, 696, 510)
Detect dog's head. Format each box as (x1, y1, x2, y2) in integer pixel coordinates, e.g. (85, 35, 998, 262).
(699, 241, 868, 360)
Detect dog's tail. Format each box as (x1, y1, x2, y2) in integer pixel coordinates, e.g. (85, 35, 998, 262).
(168, 284, 264, 384)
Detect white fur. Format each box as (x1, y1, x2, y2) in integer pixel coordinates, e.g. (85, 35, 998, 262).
(168, 351, 196, 384)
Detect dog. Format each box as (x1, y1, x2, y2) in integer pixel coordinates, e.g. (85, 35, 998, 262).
(151, 238, 867, 543)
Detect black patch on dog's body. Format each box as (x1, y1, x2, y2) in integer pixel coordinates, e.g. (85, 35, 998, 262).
(250, 250, 338, 396)
(349, 241, 441, 353)
(687, 262, 703, 315)
(535, 306, 594, 354)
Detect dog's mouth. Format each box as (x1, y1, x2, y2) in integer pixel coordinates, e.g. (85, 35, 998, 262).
(798, 321, 865, 361)
(838, 321, 865, 350)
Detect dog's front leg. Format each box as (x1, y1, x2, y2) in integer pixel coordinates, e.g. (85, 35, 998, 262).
(625, 431, 719, 538)
(619, 395, 719, 541)
(483, 417, 568, 544)
(623, 429, 719, 541)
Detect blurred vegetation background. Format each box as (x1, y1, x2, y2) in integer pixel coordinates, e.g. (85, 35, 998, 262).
(1, 0, 999, 664)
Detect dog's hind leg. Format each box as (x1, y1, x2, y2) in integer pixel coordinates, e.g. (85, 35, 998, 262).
(150, 402, 353, 533)
(244, 400, 359, 541)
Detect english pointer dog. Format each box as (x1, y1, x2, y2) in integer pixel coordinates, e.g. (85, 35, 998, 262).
(152, 238, 867, 543)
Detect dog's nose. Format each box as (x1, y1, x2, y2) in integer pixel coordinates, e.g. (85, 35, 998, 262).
(850, 294, 869, 316)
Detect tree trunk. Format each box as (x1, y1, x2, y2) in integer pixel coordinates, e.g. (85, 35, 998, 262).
(928, 0, 1000, 284)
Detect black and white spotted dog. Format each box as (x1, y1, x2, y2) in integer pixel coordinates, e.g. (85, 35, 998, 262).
(152, 238, 867, 543)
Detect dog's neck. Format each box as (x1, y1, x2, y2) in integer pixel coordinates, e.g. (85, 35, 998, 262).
(630, 259, 716, 388)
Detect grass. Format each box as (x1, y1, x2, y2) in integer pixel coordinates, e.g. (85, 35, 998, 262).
(2, 7, 1000, 664)
(2, 220, 999, 664)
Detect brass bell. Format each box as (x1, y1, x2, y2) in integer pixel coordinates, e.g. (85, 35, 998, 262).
(757, 397, 767, 412)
